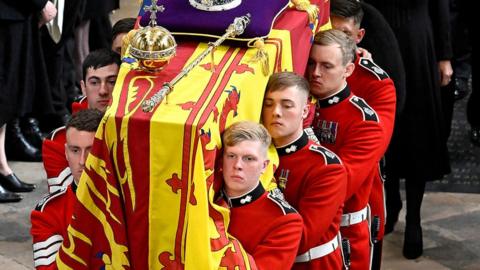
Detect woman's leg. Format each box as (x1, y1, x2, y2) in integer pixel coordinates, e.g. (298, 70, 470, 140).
(0, 124, 36, 192)
(0, 124, 22, 203)
(403, 178, 426, 259)
(0, 124, 12, 175)
(384, 175, 402, 234)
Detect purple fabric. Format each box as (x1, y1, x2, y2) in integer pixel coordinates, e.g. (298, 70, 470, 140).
(139, 0, 290, 40)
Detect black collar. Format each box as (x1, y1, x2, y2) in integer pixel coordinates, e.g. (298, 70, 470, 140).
(276, 132, 309, 156)
(223, 183, 265, 207)
(317, 85, 351, 108)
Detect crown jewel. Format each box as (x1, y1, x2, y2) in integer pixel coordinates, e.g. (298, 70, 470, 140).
(189, 0, 242, 11)
(129, 0, 176, 72)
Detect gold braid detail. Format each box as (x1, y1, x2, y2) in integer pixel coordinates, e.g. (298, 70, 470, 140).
(248, 39, 270, 76)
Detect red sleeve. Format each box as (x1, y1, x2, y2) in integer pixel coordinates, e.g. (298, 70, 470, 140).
(298, 164, 347, 253)
(42, 130, 68, 180)
(360, 78, 396, 151)
(252, 214, 303, 270)
(30, 208, 63, 270)
(339, 120, 384, 200)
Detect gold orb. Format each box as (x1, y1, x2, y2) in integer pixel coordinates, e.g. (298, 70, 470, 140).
(129, 25, 177, 72)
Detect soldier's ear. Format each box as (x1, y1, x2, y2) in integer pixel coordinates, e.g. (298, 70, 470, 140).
(302, 102, 309, 119)
(356, 28, 366, 44)
(345, 62, 355, 78)
(64, 143, 69, 162)
(262, 159, 270, 171)
(80, 80, 87, 96)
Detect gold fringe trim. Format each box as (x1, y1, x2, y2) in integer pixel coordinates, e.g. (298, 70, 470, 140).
(291, 0, 318, 24)
(248, 39, 269, 76)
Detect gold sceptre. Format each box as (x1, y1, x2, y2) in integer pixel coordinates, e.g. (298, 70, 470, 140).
(142, 13, 251, 113)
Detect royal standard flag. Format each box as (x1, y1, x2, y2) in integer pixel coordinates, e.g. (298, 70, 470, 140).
(57, 1, 330, 269)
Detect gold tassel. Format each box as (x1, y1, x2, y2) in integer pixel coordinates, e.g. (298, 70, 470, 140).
(291, 0, 318, 24)
(248, 39, 269, 76)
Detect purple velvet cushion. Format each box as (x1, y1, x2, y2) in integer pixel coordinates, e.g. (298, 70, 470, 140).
(139, 0, 290, 41)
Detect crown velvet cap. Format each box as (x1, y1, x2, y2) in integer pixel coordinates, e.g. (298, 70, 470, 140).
(139, 0, 290, 42)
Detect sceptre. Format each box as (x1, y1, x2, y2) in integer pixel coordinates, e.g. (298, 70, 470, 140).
(142, 14, 251, 113)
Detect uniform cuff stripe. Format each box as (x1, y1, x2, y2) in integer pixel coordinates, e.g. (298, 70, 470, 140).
(34, 252, 59, 267)
(33, 234, 63, 251)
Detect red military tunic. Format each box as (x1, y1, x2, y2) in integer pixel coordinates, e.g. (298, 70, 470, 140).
(275, 132, 347, 269)
(348, 56, 396, 243)
(223, 183, 303, 270)
(309, 85, 384, 270)
(42, 127, 73, 194)
(42, 97, 89, 193)
(31, 184, 77, 269)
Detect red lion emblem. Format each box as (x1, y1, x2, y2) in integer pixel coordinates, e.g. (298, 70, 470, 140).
(219, 86, 241, 132)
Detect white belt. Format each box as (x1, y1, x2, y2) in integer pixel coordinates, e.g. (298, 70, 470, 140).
(341, 206, 368, 227)
(295, 234, 340, 263)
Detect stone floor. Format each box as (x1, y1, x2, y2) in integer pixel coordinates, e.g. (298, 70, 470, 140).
(1, 162, 480, 269)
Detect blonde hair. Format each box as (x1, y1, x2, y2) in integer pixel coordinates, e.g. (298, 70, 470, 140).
(313, 29, 356, 65)
(222, 121, 271, 154)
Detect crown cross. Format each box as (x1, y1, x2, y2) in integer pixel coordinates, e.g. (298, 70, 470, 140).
(144, 0, 165, 27)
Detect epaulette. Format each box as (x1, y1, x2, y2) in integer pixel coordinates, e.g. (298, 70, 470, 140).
(358, 57, 389, 80)
(267, 188, 298, 215)
(309, 144, 342, 165)
(35, 186, 68, 212)
(349, 96, 379, 122)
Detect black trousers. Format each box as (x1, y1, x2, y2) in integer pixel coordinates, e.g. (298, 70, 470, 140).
(385, 177, 426, 227)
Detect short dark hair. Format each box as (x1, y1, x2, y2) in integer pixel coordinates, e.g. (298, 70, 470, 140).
(266, 71, 310, 97)
(66, 109, 104, 133)
(112, 18, 136, 41)
(82, 49, 121, 81)
(330, 0, 364, 26)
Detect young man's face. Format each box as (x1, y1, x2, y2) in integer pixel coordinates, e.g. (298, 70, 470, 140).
(262, 86, 309, 146)
(222, 140, 269, 197)
(306, 44, 354, 99)
(331, 16, 365, 44)
(65, 128, 95, 184)
(81, 64, 119, 112)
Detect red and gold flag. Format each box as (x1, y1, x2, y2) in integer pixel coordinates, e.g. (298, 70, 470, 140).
(57, 1, 329, 269)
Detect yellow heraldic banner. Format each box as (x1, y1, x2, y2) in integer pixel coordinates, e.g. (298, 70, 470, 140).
(57, 2, 329, 269)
